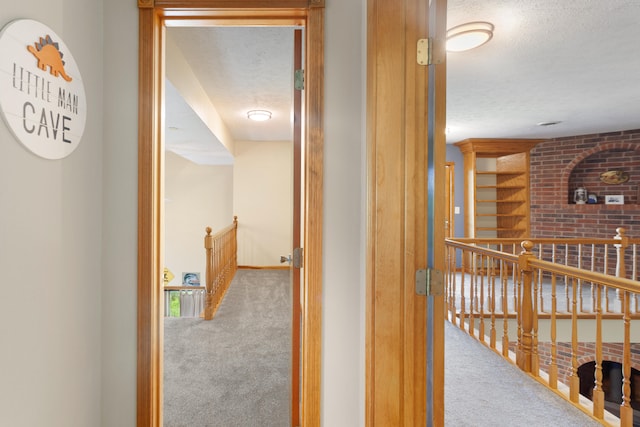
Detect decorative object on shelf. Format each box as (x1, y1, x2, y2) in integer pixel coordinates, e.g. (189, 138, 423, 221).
(574, 187, 588, 204)
(605, 195, 624, 205)
(587, 193, 598, 204)
(600, 170, 629, 185)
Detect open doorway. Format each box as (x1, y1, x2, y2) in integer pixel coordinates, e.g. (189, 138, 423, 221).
(137, 5, 324, 426)
(162, 24, 301, 425)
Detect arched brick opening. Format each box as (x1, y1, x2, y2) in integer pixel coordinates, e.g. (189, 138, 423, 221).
(560, 141, 640, 205)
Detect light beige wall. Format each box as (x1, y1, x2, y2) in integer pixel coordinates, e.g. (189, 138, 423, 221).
(0, 1, 103, 426)
(165, 151, 234, 286)
(102, 0, 138, 425)
(323, 0, 366, 425)
(233, 140, 293, 267)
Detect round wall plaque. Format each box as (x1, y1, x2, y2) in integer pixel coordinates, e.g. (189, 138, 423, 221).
(0, 19, 86, 159)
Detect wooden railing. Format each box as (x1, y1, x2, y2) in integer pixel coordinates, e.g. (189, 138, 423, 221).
(445, 228, 640, 426)
(203, 216, 238, 320)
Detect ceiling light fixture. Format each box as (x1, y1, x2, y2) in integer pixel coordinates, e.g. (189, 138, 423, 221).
(446, 22, 494, 53)
(247, 110, 272, 121)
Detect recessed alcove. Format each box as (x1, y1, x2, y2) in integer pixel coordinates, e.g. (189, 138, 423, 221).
(567, 148, 640, 205)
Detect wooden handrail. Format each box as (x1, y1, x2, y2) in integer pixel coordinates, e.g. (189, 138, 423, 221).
(203, 216, 238, 320)
(444, 227, 640, 426)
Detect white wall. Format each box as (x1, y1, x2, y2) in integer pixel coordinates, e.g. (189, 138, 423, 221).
(0, 1, 103, 426)
(165, 151, 234, 285)
(233, 140, 293, 267)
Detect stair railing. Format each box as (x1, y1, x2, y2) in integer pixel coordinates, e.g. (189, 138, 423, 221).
(203, 216, 238, 320)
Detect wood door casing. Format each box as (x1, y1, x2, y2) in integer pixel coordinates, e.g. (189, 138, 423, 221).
(137, 2, 324, 426)
(366, 0, 446, 425)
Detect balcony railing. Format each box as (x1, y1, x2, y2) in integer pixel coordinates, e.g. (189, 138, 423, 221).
(445, 228, 640, 426)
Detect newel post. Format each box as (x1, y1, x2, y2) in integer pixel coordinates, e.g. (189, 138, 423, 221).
(517, 240, 535, 373)
(204, 227, 214, 320)
(614, 227, 629, 279)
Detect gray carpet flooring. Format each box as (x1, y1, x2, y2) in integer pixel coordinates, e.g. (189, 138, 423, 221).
(163, 269, 291, 427)
(444, 320, 602, 426)
(164, 269, 605, 426)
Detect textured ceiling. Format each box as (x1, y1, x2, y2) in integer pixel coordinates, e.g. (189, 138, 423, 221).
(166, 1, 640, 164)
(446, 0, 640, 143)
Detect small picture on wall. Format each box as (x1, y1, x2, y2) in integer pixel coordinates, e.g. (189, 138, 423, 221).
(182, 272, 201, 286)
(605, 195, 624, 205)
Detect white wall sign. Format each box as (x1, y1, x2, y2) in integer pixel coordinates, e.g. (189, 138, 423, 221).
(0, 19, 86, 159)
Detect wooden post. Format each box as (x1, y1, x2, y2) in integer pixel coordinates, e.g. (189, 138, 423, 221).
(620, 290, 634, 426)
(517, 241, 535, 372)
(204, 227, 214, 320)
(615, 227, 629, 279)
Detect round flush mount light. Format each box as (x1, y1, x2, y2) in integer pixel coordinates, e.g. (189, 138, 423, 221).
(247, 110, 272, 121)
(446, 21, 494, 52)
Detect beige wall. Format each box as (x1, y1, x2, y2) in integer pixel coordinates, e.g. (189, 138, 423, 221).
(165, 151, 234, 285)
(0, 0, 367, 425)
(233, 140, 293, 267)
(0, 1, 104, 426)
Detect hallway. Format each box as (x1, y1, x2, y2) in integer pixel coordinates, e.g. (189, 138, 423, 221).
(163, 269, 604, 426)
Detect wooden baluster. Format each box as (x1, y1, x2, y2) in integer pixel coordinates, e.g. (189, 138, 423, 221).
(460, 249, 467, 331)
(549, 272, 558, 389)
(489, 256, 497, 350)
(479, 254, 485, 342)
(565, 243, 570, 312)
(538, 244, 545, 312)
(620, 290, 633, 426)
(615, 228, 629, 309)
(451, 247, 459, 326)
(517, 241, 534, 373)
(578, 244, 583, 312)
(591, 244, 596, 314)
(570, 277, 580, 403)
(634, 244, 638, 313)
(532, 268, 539, 375)
(470, 253, 477, 338)
(604, 244, 611, 312)
(593, 283, 604, 419)
(501, 258, 510, 358)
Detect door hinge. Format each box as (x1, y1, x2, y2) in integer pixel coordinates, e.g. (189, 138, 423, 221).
(294, 69, 305, 90)
(417, 38, 444, 66)
(417, 38, 431, 66)
(416, 268, 443, 296)
(292, 247, 304, 269)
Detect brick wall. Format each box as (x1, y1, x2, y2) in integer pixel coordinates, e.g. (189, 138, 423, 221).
(536, 342, 640, 387)
(530, 129, 640, 239)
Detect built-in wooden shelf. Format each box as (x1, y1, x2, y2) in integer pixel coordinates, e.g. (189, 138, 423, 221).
(455, 138, 544, 240)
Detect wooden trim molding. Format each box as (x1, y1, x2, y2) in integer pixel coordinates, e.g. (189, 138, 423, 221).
(366, 0, 446, 425)
(137, 2, 324, 426)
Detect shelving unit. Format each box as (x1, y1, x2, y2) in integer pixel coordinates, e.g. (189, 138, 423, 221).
(454, 138, 544, 240)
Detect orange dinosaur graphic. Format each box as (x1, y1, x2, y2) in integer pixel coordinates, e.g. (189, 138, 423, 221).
(27, 35, 72, 82)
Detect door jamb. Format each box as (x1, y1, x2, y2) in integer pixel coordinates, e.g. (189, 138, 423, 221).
(136, 2, 324, 426)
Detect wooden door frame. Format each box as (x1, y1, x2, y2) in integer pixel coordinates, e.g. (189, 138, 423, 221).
(366, 0, 446, 425)
(136, 1, 324, 426)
